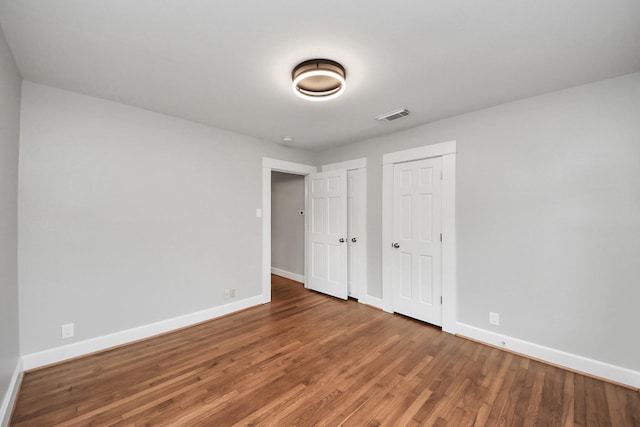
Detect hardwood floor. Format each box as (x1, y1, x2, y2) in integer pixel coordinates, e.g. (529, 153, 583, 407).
(11, 275, 640, 426)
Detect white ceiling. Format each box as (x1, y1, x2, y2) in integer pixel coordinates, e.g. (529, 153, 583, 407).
(1, 1, 639, 151)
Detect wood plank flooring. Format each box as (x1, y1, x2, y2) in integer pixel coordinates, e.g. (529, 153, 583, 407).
(11, 275, 640, 426)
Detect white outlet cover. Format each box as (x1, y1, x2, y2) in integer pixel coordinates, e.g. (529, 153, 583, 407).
(61, 323, 74, 339)
(489, 312, 500, 326)
(256, 208, 262, 218)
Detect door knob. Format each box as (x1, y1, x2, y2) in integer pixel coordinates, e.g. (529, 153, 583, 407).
(392, 242, 400, 248)
(351, 237, 357, 243)
(339, 238, 345, 243)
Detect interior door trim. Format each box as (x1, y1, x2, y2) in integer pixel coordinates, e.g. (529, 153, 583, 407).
(262, 158, 317, 304)
(381, 141, 457, 334)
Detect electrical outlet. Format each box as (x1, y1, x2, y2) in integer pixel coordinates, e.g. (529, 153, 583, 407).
(489, 312, 500, 326)
(61, 323, 74, 339)
(230, 289, 236, 298)
(224, 289, 230, 299)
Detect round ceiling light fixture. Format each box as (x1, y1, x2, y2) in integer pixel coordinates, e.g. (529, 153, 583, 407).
(292, 59, 346, 101)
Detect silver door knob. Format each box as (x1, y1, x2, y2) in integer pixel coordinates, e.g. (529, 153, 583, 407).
(392, 242, 400, 248)
(351, 237, 357, 243)
(339, 238, 345, 243)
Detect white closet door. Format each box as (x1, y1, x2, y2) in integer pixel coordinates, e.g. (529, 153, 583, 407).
(306, 170, 348, 300)
(347, 169, 364, 298)
(391, 157, 442, 325)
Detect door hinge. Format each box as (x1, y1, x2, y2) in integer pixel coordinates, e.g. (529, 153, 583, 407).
(441, 296, 443, 304)
(440, 233, 442, 242)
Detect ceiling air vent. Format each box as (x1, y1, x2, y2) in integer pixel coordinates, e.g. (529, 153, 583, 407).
(376, 108, 410, 122)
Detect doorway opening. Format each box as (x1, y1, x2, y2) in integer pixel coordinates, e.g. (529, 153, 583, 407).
(270, 171, 305, 291)
(261, 158, 317, 303)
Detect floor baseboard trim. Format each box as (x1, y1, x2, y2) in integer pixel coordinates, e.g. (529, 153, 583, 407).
(359, 295, 383, 309)
(456, 322, 640, 390)
(0, 358, 23, 427)
(22, 295, 264, 371)
(271, 267, 304, 283)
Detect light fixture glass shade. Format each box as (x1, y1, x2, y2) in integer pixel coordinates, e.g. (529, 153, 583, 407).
(292, 59, 346, 101)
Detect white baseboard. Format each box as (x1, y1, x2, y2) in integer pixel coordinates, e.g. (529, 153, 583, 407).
(358, 295, 383, 309)
(22, 295, 265, 371)
(271, 267, 304, 283)
(0, 359, 23, 427)
(456, 322, 640, 389)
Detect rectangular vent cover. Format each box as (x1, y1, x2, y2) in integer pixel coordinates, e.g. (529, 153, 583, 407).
(376, 108, 410, 121)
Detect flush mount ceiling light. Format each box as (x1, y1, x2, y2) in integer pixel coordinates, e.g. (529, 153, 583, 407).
(292, 59, 346, 101)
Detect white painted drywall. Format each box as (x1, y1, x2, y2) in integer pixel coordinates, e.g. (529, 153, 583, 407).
(18, 82, 315, 355)
(0, 26, 21, 422)
(271, 172, 305, 278)
(316, 73, 640, 372)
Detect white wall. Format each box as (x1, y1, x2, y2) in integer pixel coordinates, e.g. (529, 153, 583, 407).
(13, 68, 640, 384)
(18, 82, 315, 355)
(271, 172, 305, 278)
(317, 73, 640, 373)
(0, 26, 21, 423)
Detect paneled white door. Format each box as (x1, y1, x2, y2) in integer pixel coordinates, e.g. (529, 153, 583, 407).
(347, 169, 364, 298)
(392, 157, 442, 325)
(307, 170, 348, 300)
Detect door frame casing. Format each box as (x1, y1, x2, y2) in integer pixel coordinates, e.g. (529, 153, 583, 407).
(262, 158, 317, 303)
(382, 141, 457, 334)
